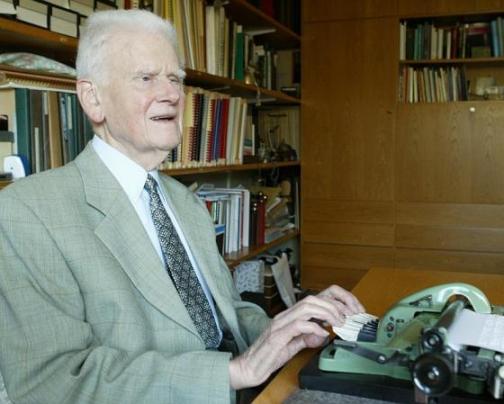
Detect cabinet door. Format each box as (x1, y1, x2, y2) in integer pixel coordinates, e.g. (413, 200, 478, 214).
(302, 17, 396, 290)
(396, 102, 504, 204)
(302, 18, 396, 200)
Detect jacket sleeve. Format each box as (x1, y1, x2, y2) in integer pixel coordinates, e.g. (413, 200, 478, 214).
(219, 256, 271, 345)
(0, 193, 233, 404)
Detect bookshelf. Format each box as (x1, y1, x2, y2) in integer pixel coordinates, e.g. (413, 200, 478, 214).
(399, 12, 504, 103)
(0, 1, 302, 270)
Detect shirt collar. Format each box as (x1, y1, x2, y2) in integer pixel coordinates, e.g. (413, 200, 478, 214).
(92, 135, 160, 203)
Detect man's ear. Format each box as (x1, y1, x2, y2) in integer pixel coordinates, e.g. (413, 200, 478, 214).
(76, 79, 104, 123)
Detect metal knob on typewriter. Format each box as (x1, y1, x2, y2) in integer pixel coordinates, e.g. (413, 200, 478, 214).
(412, 353, 454, 401)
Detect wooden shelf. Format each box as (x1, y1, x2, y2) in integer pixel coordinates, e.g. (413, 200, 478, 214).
(162, 160, 300, 176)
(0, 64, 76, 91)
(225, 229, 299, 268)
(0, 63, 299, 104)
(0, 18, 299, 104)
(400, 57, 504, 65)
(0, 17, 77, 65)
(185, 69, 300, 104)
(0, 180, 12, 190)
(400, 10, 504, 21)
(225, 0, 300, 49)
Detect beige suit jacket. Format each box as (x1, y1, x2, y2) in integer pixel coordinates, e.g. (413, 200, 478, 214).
(0, 144, 270, 403)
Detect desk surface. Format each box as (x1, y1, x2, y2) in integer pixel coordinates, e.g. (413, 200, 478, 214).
(252, 267, 504, 403)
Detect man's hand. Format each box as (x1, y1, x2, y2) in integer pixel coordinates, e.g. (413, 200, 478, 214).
(228, 285, 364, 390)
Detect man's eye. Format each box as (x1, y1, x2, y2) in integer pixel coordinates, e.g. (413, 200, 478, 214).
(169, 77, 181, 86)
(142, 75, 152, 82)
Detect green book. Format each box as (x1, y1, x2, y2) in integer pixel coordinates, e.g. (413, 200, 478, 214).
(234, 28, 244, 81)
(14, 88, 31, 174)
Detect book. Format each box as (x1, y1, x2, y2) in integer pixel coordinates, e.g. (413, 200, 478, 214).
(0, 89, 16, 164)
(234, 25, 244, 81)
(46, 91, 62, 168)
(44, 0, 69, 9)
(276, 49, 294, 90)
(50, 6, 78, 37)
(0, 0, 15, 14)
(465, 22, 491, 58)
(16, 0, 48, 28)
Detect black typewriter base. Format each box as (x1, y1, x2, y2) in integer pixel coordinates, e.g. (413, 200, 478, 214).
(299, 353, 497, 403)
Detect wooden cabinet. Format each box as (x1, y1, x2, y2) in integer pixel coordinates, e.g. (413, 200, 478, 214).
(302, 0, 504, 290)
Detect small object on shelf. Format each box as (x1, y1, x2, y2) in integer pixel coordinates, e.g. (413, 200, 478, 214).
(242, 155, 260, 164)
(3, 155, 26, 179)
(484, 85, 504, 100)
(474, 75, 496, 96)
(274, 141, 297, 161)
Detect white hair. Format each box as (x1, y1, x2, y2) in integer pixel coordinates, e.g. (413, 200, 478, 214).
(76, 9, 184, 83)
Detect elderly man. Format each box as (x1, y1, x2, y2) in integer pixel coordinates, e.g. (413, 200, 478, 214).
(0, 9, 364, 403)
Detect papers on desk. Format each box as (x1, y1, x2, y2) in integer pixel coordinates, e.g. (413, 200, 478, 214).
(271, 252, 296, 308)
(447, 309, 504, 353)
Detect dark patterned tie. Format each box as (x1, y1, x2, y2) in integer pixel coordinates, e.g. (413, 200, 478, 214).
(144, 175, 220, 348)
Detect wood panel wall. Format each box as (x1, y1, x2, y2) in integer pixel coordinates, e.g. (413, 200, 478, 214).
(301, 0, 504, 291)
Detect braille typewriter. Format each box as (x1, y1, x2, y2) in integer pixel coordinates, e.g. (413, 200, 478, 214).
(299, 283, 504, 403)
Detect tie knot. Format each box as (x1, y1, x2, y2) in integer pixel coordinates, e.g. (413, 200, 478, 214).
(144, 174, 158, 194)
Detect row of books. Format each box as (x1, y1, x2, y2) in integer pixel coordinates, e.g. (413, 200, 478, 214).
(197, 184, 252, 254)
(161, 85, 253, 169)
(6, 0, 299, 91)
(0, 81, 300, 177)
(399, 66, 468, 103)
(2, 0, 120, 38)
(3, 88, 88, 172)
(399, 20, 500, 61)
(154, 0, 287, 91)
(0, 87, 92, 174)
(197, 183, 296, 255)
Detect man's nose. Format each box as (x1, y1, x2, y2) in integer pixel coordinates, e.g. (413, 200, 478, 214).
(156, 79, 181, 103)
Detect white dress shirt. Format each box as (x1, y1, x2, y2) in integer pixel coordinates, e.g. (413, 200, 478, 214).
(92, 135, 222, 343)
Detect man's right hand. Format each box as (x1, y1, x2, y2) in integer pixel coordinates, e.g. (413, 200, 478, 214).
(228, 286, 364, 389)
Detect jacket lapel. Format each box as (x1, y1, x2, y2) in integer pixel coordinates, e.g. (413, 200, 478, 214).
(74, 145, 198, 338)
(159, 176, 247, 350)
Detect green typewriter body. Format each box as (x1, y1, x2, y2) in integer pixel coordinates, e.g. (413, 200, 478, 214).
(318, 283, 504, 402)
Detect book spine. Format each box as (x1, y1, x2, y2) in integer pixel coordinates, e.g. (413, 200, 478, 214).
(15, 88, 31, 174)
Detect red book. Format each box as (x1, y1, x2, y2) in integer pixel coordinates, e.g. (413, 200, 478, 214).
(259, 0, 274, 18)
(219, 98, 230, 161)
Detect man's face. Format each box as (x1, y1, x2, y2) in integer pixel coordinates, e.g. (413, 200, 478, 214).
(97, 30, 185, 169)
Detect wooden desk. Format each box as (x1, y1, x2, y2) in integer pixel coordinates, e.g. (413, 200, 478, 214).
(253, 267, 504, 403)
